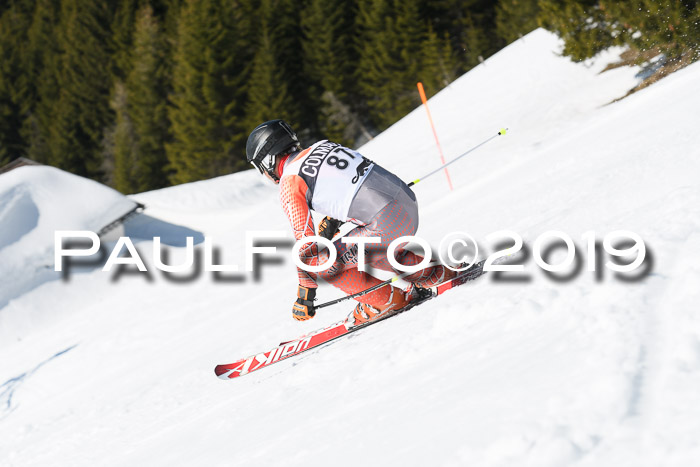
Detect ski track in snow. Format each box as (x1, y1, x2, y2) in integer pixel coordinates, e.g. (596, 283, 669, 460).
(1, 29, 700, 466)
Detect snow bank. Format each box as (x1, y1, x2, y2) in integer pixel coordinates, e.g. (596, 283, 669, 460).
(0, 165, 136, 309)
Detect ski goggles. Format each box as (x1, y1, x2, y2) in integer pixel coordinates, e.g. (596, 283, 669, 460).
(251, 153, 280, 182)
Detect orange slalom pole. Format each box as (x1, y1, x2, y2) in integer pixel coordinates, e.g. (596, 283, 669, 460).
(417, 82, 453, 191)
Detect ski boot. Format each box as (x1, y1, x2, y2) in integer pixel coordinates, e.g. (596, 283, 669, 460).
(348, 284, 433, 326)
(412, 264, 459, 289)
(349, 286, 411, 326)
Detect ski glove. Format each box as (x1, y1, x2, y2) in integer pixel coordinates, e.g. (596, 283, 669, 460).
(318, 216, 342, 241)
(292, 285, 317, 321)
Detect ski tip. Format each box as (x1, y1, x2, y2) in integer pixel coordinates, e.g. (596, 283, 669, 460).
(215, 364, 242, 380)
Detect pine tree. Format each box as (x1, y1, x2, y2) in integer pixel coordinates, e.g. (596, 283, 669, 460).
(539, 0, 699, 65)
(20, 0, 60, 164)
(356, 0, 434, 130)
(243, 0, 298, 133)
(273, 0, 308, 134)
(393, 0, 424, 112)
(48, 0, 114, 179)
(128, 4, 170, 191)
(601, 0, 700, 64)
(495, 0, 541, 44)
(167, 0, 246, 184)
(419, 0, 503, 74)
(0, 0, 33, 165)
(244, 25, 295, 129)
(159, 0, 184, 43)
(301, 0, 360, 144)
(355, 0, 400, 130)
(111, 4, 171, 193)
(110, 81, 137, 191)
(538, 0, 615, 61)
(419, 25, 457, 96)
(111, 0, 139, 81)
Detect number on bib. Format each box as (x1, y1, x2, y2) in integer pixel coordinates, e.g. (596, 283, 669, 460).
(327, 155, 348, 170)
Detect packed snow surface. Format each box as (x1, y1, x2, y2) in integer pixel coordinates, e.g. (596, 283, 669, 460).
(2, 29, 699, 466)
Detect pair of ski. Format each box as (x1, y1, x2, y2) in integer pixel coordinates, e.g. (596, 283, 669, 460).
(214, 261, 486, 380)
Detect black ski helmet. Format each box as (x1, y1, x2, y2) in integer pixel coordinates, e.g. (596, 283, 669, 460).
(246, 120, 300, 182)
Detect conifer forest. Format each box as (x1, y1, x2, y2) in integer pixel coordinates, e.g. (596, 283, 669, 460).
(1, 0, 698, 192)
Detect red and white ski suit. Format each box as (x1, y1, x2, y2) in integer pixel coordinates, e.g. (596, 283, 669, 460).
(279, 140, 439, 308)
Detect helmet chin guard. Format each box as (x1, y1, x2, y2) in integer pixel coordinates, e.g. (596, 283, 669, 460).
(246, 120, 299, 182)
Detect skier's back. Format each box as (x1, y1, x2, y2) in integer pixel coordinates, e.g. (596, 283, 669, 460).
(246, 120, 457, 324)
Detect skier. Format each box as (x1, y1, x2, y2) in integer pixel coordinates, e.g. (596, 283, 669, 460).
(246, 120, 458, 325)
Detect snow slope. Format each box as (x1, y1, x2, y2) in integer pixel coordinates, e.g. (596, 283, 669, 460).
(2, 29, 700, 466)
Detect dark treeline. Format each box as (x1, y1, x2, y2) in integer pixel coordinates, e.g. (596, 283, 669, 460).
(1, 0, 698, 192)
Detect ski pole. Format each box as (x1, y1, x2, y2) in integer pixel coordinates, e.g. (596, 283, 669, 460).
(407, 128, 507, 187)
(315, 261, 439, 310)
(333, 127, 507, 232)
